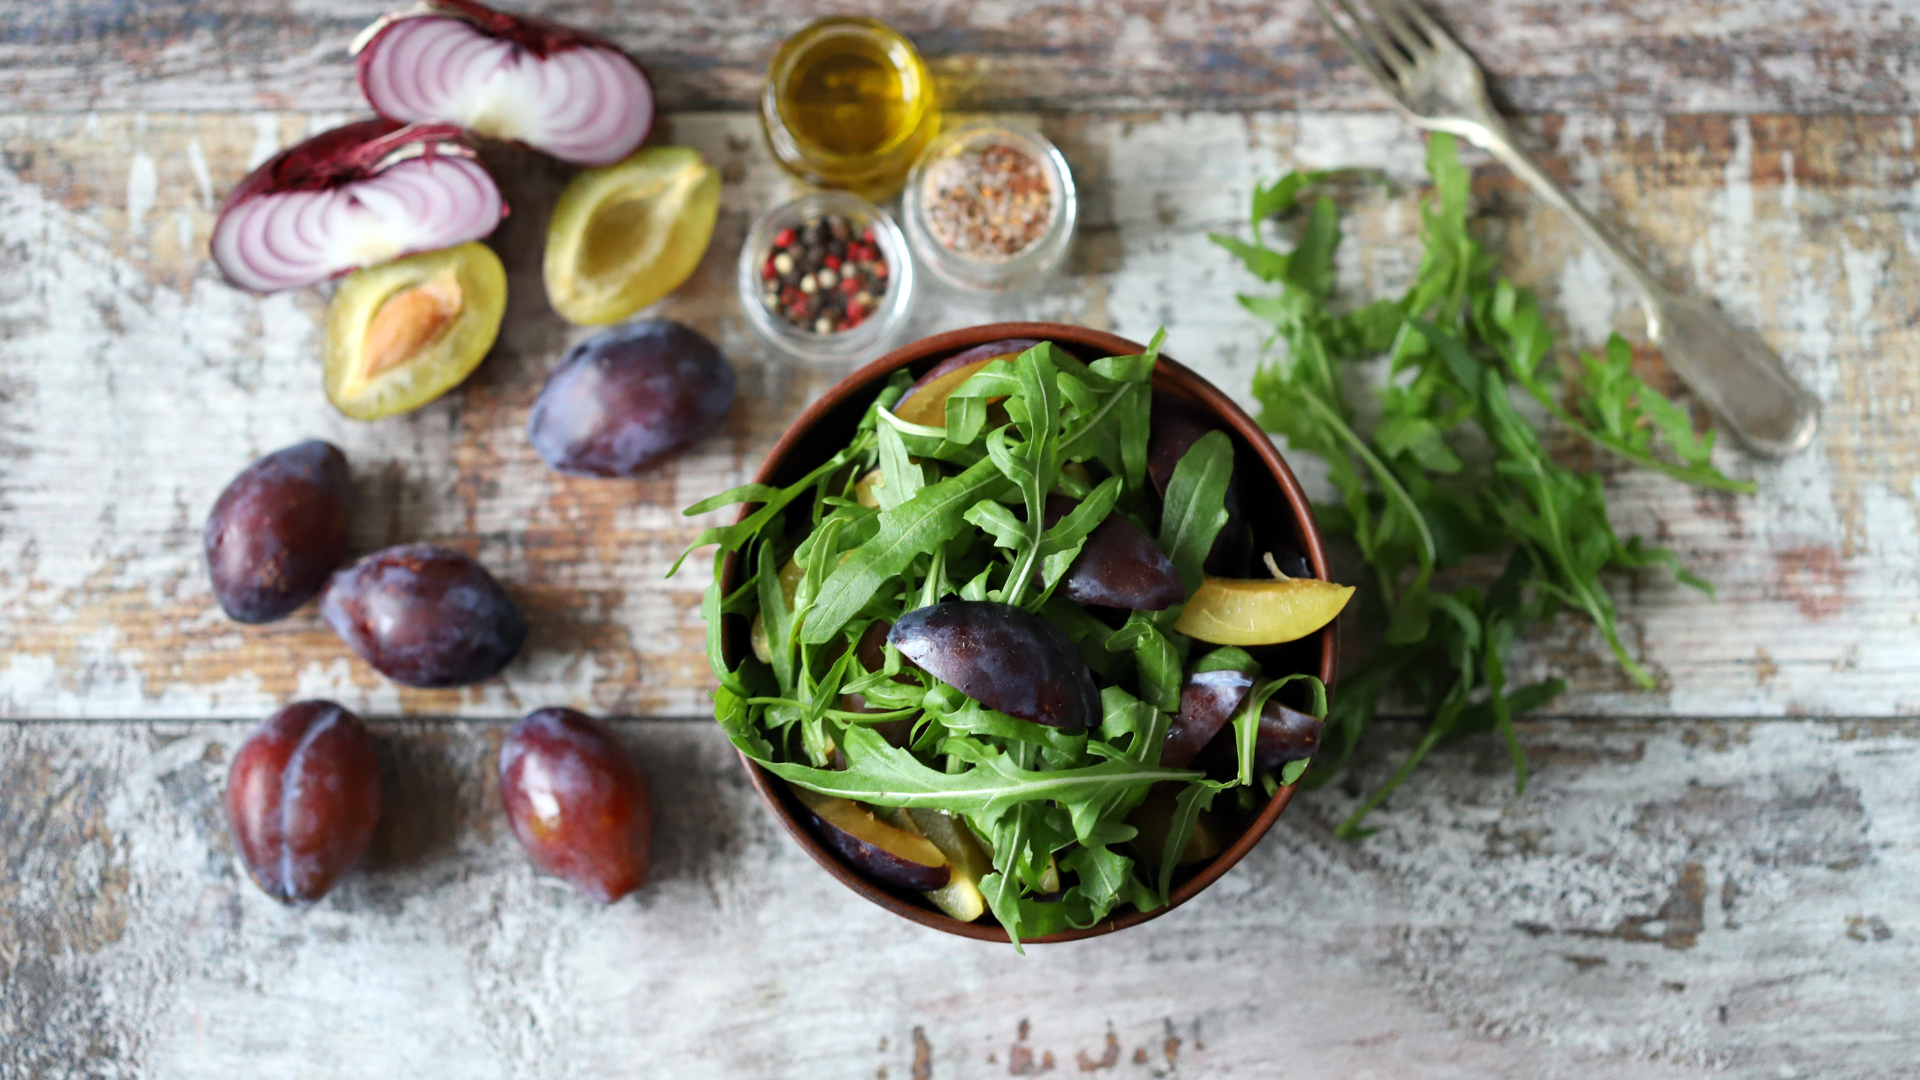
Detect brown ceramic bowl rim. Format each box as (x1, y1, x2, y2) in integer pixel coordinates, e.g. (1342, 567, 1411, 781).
(721, 322, 1337, 943)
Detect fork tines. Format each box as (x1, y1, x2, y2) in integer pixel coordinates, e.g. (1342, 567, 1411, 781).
(1312, 0, 1459, 89)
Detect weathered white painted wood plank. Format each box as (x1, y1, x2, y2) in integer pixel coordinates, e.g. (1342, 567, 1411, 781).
(2, 110, 1915, 721)
(3, 0, 1917, 116)
(4, 717, 1913, 1078)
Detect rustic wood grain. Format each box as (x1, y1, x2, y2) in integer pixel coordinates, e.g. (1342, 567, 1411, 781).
(2, 109, 1915, 721)
(4, 716, 1913, 1078)
(3, 0, 1918, 116)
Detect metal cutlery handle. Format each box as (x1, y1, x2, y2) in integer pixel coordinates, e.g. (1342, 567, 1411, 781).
(1466, 114, 1820, 458)
(1309, 0, 1821, 459)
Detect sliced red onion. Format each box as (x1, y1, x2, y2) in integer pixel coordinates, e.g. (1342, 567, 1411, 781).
(210, 119, 506, 294)
(353, 0, 654, 167)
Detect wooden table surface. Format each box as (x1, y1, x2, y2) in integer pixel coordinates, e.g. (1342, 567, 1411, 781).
(4, 2, 1917, 1077)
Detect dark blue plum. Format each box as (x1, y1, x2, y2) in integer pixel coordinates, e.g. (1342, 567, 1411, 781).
(500, 708, 652, 903)
(1253, 701, 1324, 771)
(321, 544, 526, 688)
(1161, 669, 1254, 768)
(888, 601, 1099, 731)
(204, 440, 353, 623)
(528, 319, 736, 478)
(225, 700, 381, 904)
(1035, 495, 1185, 611)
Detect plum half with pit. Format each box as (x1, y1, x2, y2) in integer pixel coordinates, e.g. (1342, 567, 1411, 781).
(324, 242, 507, 420)
(888, 601, 1100, 731)
(499, 708, 652, 902)
(225, 700, 382, 904)
(528, 319, 736, 478)
(204, 440, 353, 624)
(321, 543, 526, 687)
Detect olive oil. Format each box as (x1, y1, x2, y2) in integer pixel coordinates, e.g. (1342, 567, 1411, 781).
(787, 40, 907, 155)
(762, 17, 939, 198)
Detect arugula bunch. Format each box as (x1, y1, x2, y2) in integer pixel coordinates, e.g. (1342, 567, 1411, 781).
(1214, 134, 1750, 838)
(681, 339, 1324, 946)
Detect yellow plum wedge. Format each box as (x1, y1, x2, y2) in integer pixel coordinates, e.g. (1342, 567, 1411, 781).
(1172, 576, 1355, 646)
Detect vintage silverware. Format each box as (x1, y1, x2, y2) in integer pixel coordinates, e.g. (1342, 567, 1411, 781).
(1310, 0, 1819, 458)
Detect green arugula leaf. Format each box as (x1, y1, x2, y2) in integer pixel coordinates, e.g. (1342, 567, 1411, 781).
(803, 457, 1012, 643)
(1120, 612, 1183, 713)
(874, 422, 925, 511)
(742, 723, 1201, 816)
(1209, 233, 1291, 282)
(1218, 130, 1745, 840)
(1155, 429, 1234, 592)
(1156, 779, 1231, 902)
(1192, 646, 1260, 676)
(756, 535, 794, 694)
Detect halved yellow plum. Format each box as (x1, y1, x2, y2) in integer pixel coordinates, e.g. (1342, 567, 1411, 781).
(1172, 576, 1355, 646)
(890, 807, 993, 922)
(543, 146, 720, 325)
(894, 357, 998, 427)
(323, 242, 505, 420)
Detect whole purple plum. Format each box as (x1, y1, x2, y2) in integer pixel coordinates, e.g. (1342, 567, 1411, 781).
(204, 440, 353, 623)
(527, 319, 736, 477)
(225, 700, 381, 903)
(321, 543, 526, 688)
(500, 708, 653, 903)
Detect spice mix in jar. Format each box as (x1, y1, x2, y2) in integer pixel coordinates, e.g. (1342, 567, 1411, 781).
(904, 122, 1077, 292)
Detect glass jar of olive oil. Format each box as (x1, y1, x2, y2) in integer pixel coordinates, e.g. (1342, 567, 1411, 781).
(760, 16, 940, 200)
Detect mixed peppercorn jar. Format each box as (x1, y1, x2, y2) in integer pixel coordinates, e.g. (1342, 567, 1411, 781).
(737, 191, 914, 365)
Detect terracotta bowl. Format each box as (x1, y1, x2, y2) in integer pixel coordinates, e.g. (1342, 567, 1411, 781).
(719, 322, 1337, 943)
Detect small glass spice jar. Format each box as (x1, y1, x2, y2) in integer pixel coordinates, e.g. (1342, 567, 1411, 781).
(738, 191, 914, 366)
(760, 16, 941, 200)
(903, 121, 1077, 292)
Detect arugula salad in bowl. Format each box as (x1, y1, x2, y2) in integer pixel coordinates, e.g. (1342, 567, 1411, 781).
(679, 328, 1351, 945)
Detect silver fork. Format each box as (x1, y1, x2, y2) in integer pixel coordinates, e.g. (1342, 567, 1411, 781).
(1310, 0, 1819, 458)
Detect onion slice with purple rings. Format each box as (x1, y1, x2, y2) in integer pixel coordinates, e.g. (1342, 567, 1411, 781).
(210, 119, 506, 294)
(353, 0, 654, 167)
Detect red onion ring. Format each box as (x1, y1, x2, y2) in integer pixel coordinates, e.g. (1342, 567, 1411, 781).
(210, 119, 507, 294)
(354, 1, 654, 167)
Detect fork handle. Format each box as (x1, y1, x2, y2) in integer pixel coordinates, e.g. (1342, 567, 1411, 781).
(1462, 117, 1819, 458)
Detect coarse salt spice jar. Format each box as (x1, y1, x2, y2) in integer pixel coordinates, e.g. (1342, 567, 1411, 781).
(738, 191, 915, 366)
(903, 121, 1077, 292)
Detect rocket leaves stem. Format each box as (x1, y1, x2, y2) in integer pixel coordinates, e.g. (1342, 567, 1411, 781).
(1216, 132, 1746, 839)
